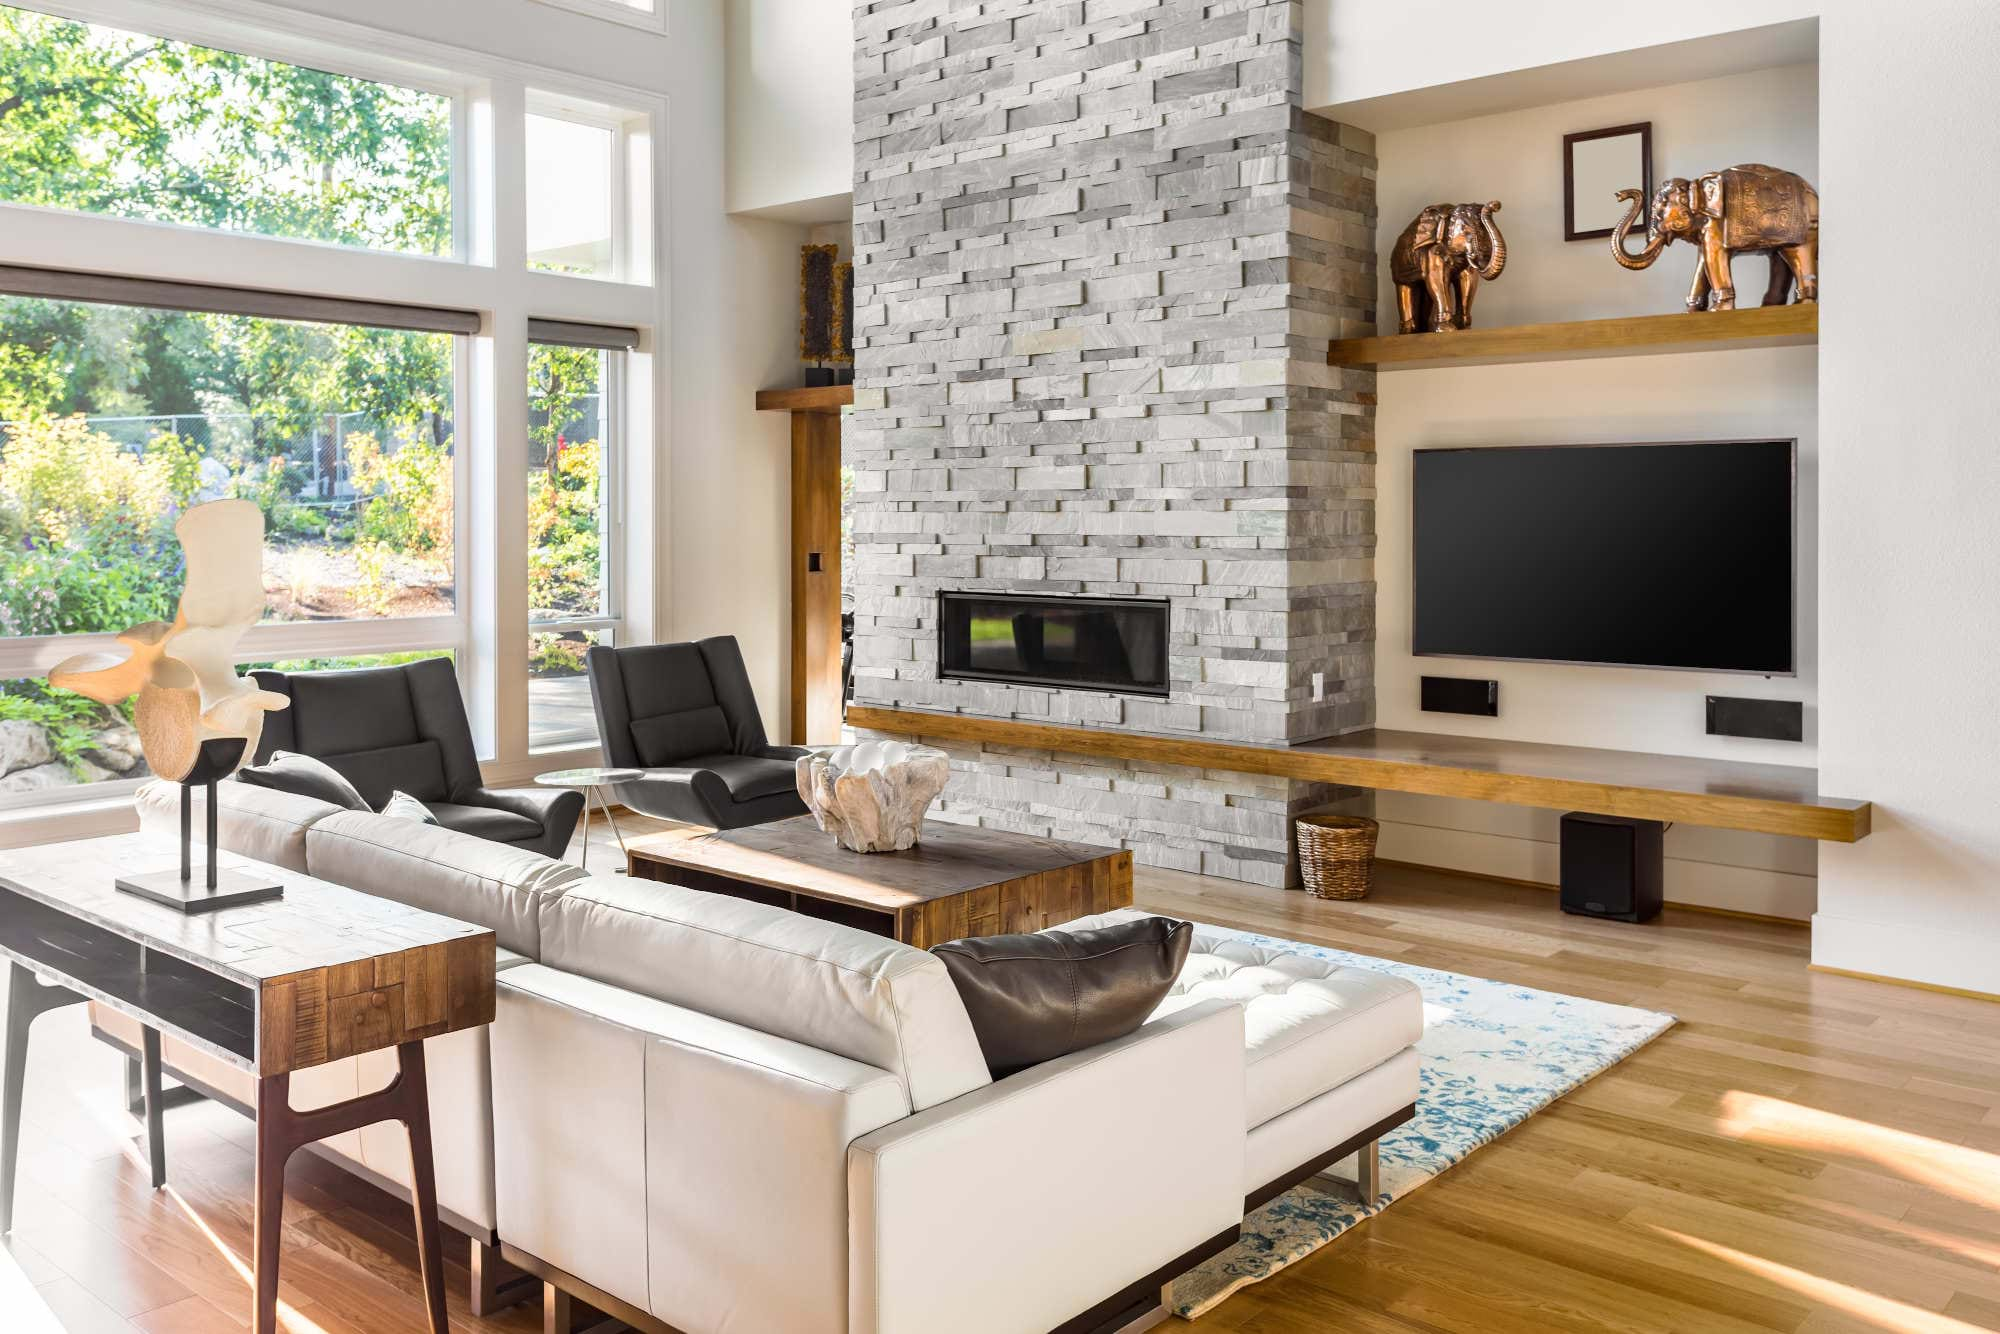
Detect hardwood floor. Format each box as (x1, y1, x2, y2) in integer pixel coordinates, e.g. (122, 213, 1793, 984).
(5, 815, 1998, 1332)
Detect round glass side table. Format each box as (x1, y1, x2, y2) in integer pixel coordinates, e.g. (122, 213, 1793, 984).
(534, 767, 644, 872)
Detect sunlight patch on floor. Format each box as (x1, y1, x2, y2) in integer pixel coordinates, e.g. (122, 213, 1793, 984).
(1814, 1198, 2000, 1273)
(0, 1243, 64, 1333)
(1718, 1091, 2000, 1209)
(1654, 1226, 1986, 1334)
(167, 1186, 331, 1334)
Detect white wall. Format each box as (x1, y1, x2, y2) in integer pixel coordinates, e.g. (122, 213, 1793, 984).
(724, 0, 854, 218)
(670, 213, 807, 723)
(1370, 68, 1821, 918)
(1305, 0, 1816, 117)
(1815, 1, 2000, 994)
(652, 0, 805, 733)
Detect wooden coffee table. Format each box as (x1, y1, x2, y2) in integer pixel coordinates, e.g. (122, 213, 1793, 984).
(626, 816, 1133, 948)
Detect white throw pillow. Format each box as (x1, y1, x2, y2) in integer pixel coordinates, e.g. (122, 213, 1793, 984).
(380, 789, 441, 825)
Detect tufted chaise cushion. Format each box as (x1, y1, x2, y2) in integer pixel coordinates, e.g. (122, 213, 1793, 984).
(1057, 909, 1425, 1130)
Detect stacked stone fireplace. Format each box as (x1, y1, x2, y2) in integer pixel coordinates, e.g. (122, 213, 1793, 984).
(847, 0, 1379, 887)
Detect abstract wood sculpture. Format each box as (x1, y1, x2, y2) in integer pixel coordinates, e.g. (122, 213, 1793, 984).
(799, 242, 840, 383)
(832, 259, 855, 369)
(796, 740, 950, 852)
(49, 498, 289, 906)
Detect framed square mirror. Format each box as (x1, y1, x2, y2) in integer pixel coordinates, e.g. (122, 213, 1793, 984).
(1564, 122, 1652, 241)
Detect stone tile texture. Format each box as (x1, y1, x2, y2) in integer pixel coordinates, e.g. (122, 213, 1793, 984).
(849, 0, 1378, 886)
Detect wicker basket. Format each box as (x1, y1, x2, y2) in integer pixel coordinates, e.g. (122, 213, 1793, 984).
(1296, 814, 1380, 901)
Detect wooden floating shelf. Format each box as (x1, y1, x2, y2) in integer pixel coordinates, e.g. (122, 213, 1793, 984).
(849, 705, 1872, 843)
(1328, 303, 1818, 371)
(755, 384, 854, 413)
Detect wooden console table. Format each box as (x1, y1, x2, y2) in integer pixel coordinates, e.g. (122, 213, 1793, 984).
(847, 705, 1872, 843)
(628, 815, 1132, 948)
(0, 833, 495, 1334)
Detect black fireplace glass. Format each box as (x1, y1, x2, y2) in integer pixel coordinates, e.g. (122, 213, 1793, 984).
(937, 593, 1169, 696)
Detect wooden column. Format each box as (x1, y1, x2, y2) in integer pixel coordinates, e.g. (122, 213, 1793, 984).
(759, 386, 850, 745)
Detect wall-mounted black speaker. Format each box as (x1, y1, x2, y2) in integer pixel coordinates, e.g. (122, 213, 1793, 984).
(1706, 696, 1803, 742)
(1420, 675, 1498, 717)
(1559, 813, 1663, 923)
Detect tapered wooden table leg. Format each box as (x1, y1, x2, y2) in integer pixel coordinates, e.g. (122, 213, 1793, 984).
(2, 963, 82, 1236)
(141, 1027, 166, 1189)
(399, 1040, 449, 1333)
(252, 1072, 291, 1334)
(248, 1044, 449, 1334)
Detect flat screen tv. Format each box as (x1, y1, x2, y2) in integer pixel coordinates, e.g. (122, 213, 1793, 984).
(1413, 440, 1795, 675)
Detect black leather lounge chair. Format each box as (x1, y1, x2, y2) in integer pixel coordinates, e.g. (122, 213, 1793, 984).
(247, 657, 583, 860)
(585, 636, 810, 829)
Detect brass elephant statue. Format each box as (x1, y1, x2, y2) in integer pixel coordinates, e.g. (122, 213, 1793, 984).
(1389, 201, 1507, 333)
(1612, 163, 1818, 312)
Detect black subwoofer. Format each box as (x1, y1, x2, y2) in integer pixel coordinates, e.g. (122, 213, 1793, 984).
(1558, 812, 1663, 923)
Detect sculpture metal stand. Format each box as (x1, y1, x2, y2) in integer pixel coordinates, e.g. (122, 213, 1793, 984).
(114, 736, 282, 912)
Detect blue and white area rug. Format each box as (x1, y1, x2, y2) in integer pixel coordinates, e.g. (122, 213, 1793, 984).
(1165, 923, 1676, 1319)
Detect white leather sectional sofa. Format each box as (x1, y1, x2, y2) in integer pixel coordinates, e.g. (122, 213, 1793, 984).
(95, 780, 1422, 1334)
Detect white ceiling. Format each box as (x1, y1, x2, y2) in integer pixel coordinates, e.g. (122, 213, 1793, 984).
(1315, 18, 1820, 133)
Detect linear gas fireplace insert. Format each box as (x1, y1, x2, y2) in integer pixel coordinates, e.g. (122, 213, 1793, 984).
(937, 592, 1170, 696)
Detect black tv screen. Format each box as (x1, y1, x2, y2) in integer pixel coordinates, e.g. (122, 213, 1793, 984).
(1413, 440, 1795, 674)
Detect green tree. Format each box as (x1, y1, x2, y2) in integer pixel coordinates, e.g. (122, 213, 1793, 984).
(0, 7, 456, 446)
(528, 344, 601, 474)
(0, 5, 450, 252)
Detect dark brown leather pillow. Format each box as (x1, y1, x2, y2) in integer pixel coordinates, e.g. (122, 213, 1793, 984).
(932, 916, 1192, 1077)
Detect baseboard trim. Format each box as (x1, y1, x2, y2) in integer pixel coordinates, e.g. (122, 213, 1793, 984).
(1375, 859, 1809, 928)
(1810, 911, 2000, 998)
(1807, 964, 2000, 1005)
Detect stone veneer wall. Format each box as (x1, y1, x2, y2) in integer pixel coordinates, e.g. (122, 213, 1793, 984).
(847, 0, 1377, 886)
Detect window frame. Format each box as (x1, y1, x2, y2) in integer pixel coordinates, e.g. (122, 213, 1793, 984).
(526, 341, 626, 753)
(525, 90, 650, 285)
(525, 0, 667, 37)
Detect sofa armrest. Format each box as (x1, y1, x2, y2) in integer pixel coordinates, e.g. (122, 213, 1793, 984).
(758, 744, 814, 762)
(493, 965, 910, 1332)
(847, 999, 1246, 1334)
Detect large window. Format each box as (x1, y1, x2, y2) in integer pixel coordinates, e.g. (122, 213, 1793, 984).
(528, 337, 619, 751)
(0, 293, 458, 794)
(0, 1, 659, 809)
(0, 5, 453, 254)
(0, 295, 456, 632)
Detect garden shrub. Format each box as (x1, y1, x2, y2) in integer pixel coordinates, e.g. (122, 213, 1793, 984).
(529, 437, 603, 617)
(0, 416, 205, 636)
